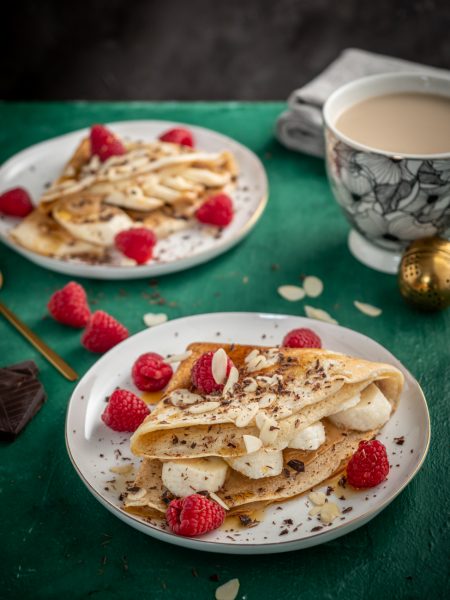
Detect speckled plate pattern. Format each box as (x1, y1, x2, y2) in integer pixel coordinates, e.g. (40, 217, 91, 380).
(0, 122, 268, 279)
(65, 312, 430, 554)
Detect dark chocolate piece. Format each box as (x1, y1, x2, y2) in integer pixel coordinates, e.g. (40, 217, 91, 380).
(0, 360, 46, 440)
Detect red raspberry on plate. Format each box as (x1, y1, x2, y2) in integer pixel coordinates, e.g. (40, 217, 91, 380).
(101, 388, 150, 432)
(166, 494, 225, 536)
(90, 124, 126, 161)
(132, 352, 173, 391)
(191, 350, 234, 395)
(114, 228, 157, 264)
(347, 440, 390, 488)
(282, 328, 322, 349)
(158, 127, 194, 147)
(195, 193, 234, 227)
(81, 310, 129, 353)
(47, 281, 90, 328)
(0, 187, 34, 218)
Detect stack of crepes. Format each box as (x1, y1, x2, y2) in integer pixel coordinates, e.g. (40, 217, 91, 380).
(125, 343, 404, 518)
(10, 135, 238, 262)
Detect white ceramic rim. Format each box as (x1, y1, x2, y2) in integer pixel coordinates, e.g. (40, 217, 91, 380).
(323, 72, 450, 160)
(65, 311, 431, 554)
(0, 121, 268, 280)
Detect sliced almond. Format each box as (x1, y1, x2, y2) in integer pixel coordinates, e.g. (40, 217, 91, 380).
(215, 579, 240, 600)
(165, 351, 192, 364)
(354, 300, 382, 317)
(212, 348, 228, 385)
(169, 389, 203, 406)
(303, 276, 324, 298)
(304, 305, 338, 325)
(309, 491, 326, 506)
(256, 413, 279, 445)
(209, 492, 230, 511)
(109, 464, 133, 475)
(258, 393, 277, 408)
(242, 378, 257, 393)
(319, 502, 341, 524)
(187, 401, 221, 414)
(243, 434, 263, 454)
(235, 403, 259, 427)
(143, 313, 168, 327)
(278, 285, 305, 302)
(126, 488, 147, 502)
(244, 349, 259, 363)
(223, 366, 239, 396)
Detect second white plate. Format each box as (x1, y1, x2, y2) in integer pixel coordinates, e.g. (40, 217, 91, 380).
(0, 121, 268, 279)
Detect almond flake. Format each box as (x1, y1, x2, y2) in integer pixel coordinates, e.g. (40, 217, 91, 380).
(209, 492, 230, 511)
(223, 366, 239, 396)
(318, 501, 341, 524)
(278, 285, 305, 302)
(242, 378, 257, 393)
(165, 351, 192, 364)
(244, 349, 259, 363)
(243, 434, 263, 454)
(354, 300, 382, 317)
(303, 276, 324, 298)
(126, 488, 147, 502)
(258, 393, 276, 408)
(215, 579, 240, 600)
(309, 491, 326, 506)
(169, 389, 202, 406)
(304, 305, 338, 325)
(235, 403, 259, 427)
(308, 505, 322, 517)
(212, 348, 228, 385)
(109, 464, 133, 475)
(187, 401, 221, 414)
(143, 313, 168, 327)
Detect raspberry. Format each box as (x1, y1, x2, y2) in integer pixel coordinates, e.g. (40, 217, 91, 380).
(166, 494, 225, 536)
(158, 127, 194, 147)
(81, 310, 128, 353)
(101, 388, 149, 432)
(90, 124, 126, 161)
(114, 227, 157, 264)
(347, 440, 390, 488)
(195, 193, 234, 227)
(47, 281, 90, 328)
(0, 187, 34, 218)
(282, 328, 322, 349)
(191, 351, 234, 395)
(132, 352, 173, 391)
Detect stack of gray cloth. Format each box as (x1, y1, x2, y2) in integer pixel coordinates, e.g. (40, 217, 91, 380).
(276, 48, 449, 158)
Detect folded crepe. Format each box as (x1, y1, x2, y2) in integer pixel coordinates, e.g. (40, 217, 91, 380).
(11, 132, 238, 260)
(125, 343, 403, 516)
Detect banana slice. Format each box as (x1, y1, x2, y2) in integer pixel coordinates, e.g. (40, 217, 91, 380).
(329, 383, 392, 431)
(225, 449, 283, 479)
(288, 421, 326, 451)
(53, 196, 133, 246)
(161, 457, 228, 498)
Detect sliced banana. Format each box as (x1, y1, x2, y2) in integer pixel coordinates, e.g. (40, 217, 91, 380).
(225, 449, 283, 479)
(53, 196, 133, 246)
(329, 383, 391, 431)
(288, 421, 326, 451)
(161, 457, 228, 498)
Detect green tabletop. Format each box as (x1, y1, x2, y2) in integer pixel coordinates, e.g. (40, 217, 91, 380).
(0, 102, 448, 599)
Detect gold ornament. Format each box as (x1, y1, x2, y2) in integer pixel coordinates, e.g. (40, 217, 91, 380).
(398, 237, 450, 311)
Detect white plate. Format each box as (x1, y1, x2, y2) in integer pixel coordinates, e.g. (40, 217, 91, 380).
(65, 312, 430, 554)
(0, 121, 267, 279)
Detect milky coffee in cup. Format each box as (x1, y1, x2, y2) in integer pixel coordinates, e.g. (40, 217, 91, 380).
(335, 92, 450, 155)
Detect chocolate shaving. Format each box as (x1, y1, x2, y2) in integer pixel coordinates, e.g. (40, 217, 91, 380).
(287, 459, 305, 473)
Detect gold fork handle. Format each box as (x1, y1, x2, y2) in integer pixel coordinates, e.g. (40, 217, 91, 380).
(0, 300, 78, 381)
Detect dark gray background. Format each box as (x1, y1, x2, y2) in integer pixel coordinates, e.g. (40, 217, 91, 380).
(3, 0, 450, 100)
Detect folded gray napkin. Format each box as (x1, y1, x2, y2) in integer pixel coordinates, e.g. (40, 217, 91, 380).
(276, 48, 449, 158)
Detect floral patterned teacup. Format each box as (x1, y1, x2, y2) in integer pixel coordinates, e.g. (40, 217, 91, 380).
(323, 73, 450, 272)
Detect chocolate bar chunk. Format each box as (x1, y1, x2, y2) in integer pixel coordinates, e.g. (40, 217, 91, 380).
(0, 361, 46, 441)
